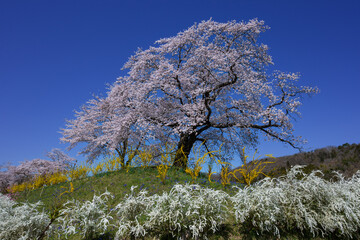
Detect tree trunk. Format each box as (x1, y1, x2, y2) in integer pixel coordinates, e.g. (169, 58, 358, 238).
(172, 133, 197, 169)
(115, 139, 128, 169)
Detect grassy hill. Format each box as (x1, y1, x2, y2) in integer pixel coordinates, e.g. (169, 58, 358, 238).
(6, 142, 360, 240)
(12, 167, 245, 240)
(14, 166, 233, 218)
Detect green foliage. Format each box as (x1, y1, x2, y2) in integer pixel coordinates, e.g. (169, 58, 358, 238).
(317, 150, 329, 162)
(342, 156, 358, 166)
(302, 164, 318, 175)
(331, 149, 337, 158)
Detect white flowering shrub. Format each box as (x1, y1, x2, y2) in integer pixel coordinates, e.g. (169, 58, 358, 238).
(114, 186, 154, 239)
(114, 184, 230, 240)
(0, 193, 50, 240)
(231, 165, 360, 239)
(148, 184, 230, 239)
(57, 191, 114, 239)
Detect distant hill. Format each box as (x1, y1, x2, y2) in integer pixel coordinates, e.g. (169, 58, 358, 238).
(212, 142, 360, 184)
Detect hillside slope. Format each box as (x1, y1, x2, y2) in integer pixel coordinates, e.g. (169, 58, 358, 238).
(222, 142, 360, 184)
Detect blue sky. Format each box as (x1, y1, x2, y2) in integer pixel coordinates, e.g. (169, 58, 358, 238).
(1, 0, 359, 169)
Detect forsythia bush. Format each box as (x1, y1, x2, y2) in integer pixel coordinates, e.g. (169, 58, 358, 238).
(0, 193, 50, 240)
(91, 162, 104, 176)
(156, 164, 169, 184)
(135, 147, 155, 168)
(155, 144, 176, 184)
(185, 141, 220, 183)
(230, 147, 276, 186)
(47, 171, 68, 185)
(66, 164, 90, 181)
(9, 171, 68, 193)
(9, 181, 31, 193)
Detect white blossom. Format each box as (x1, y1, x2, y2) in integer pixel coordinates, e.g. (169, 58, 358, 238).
(231, 166, 360, 238)
(0, 193, 50, 239)
(57, 190, 114, 239)
(61, 19, 318, 166)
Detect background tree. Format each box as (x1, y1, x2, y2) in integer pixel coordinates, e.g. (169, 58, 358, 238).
(46, 148, 77, 171)
(0, 149, 75, 193)
(61, 89, 173, 166)
(62, 19, 318, 169)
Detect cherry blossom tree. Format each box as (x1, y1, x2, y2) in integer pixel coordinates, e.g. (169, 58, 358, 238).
(61, 94, 155, 166)
(0, 149, 76, 193)
(46, 148, 77, 170)
(62, 19, 318, 169)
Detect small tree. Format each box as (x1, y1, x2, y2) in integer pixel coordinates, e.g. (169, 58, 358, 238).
(62, 19, 318, 169)
(0, 149, 75, 193)
(46, 148, 77, 171)
(61, 93, 172, 166)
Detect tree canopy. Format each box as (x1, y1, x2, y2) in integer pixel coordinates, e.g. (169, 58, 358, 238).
(61, 19, 318, 168)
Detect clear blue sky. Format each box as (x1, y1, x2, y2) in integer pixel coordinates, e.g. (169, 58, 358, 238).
(1, 0, 359, 169)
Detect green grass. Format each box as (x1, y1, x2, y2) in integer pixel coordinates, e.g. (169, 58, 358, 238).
(12, 166, 330, 240)
(15, 166, 239, 211)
